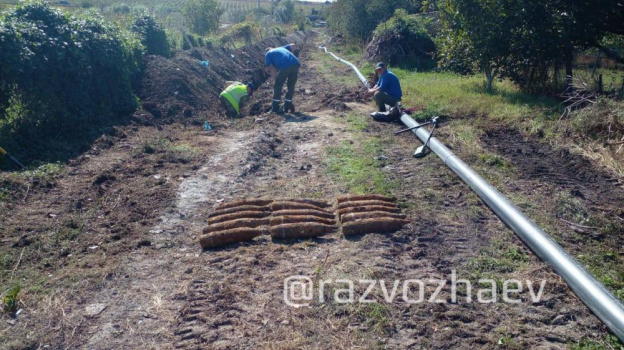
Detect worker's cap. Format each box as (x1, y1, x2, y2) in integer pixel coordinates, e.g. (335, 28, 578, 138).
(375, 62, 386, 70)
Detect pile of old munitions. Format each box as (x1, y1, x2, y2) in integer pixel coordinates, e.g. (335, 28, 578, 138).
(199, 195, 409, 249)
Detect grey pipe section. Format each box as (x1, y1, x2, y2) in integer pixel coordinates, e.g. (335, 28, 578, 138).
(319, 44, 370, 88)
(401, 113, 624, 341)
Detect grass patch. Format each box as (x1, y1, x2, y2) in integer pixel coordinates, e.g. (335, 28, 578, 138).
(346, 112, 369, 131)
(324, 138, 399, 195)
(570, 335, 624, 350)
(394, 70, 560, 125)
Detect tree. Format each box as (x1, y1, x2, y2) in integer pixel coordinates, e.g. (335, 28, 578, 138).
(182, 0, 223, 36)
(438, 0, 514, 93)
(275, 0, 295, 23)
(131, 14, 171, 57)
(0, 1, 142, 153)
(438, 0, 611, 93)
(365, 9, 436, 70)
(327, 0, 421, 42)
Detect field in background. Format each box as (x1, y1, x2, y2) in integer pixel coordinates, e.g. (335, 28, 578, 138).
(0, 0, 327, 25)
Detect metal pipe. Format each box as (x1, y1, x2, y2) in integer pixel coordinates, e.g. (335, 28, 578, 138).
(401, 113, 624, 342)
(317, 45, 624, 340)
(319, 44, 370, 88)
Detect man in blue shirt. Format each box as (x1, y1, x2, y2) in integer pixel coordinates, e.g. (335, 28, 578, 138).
(265, 43, 300, 113)
(368, 62, 402, 113)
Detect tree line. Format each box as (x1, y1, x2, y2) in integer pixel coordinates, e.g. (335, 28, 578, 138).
(328, 0, 624, 93)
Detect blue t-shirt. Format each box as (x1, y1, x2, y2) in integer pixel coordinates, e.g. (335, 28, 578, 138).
(378, 70, 402, 100)
(265, 45, 300, 71)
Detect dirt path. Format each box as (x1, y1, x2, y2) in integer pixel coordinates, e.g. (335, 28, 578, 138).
(1, 35, 623, 349)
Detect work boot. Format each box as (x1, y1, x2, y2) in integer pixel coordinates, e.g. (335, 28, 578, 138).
(271, 101, 282, 114)
(284, 101, 295, 114)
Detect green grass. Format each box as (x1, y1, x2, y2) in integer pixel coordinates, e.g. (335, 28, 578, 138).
(570, 335, 624, 350)
(393, 70, 561, 128)
(324, 138, 399, 195)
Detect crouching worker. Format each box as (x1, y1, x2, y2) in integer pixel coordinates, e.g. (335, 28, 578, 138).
(219, 81, 256, 118)
(367, 62, 403, 121)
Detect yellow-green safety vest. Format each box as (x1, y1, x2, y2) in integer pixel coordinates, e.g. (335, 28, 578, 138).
(220, 83, 248, 114)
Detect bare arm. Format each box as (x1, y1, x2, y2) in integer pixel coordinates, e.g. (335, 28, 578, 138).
(368, 84, 380, 94)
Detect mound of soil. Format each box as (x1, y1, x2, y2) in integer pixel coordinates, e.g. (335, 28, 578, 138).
(139, 31, 310, 120)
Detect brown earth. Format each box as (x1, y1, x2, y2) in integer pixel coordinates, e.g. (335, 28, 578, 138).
(1, 32, 623, 350)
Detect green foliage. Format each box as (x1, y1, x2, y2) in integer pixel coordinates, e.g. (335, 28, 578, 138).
(437, 0, 616, 93)
(0, 1, 143, 165)
(274, 0, 295, 23)
(369, 9, 435, 69)
(328, 0, 423, 41)
(131, 14, 171, 57)
(220, 21, 262, 48)
(2, 284, 20, 314)
(182, 0, 223, 36)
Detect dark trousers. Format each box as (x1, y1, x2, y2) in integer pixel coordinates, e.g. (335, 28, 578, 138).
(220, 96, 238, 118)
(374, 91, 400, 112)
(274, 65, 299, 102)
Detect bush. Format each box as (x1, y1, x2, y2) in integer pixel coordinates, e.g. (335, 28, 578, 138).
(221, 21, 263, 47)
(132, 14, 171, 57)
(0, 1, 143, 164)
(364, 9, 436, 70)
(327, 0, 422, 42)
